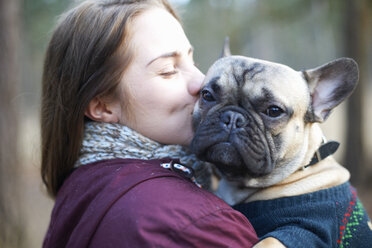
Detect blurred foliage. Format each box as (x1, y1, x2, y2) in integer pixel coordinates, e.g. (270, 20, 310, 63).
(23, 0, 71, 52)
(182, 0, 347, 72)
(22, 0, 370, 77)
(21, 0, 72, 112)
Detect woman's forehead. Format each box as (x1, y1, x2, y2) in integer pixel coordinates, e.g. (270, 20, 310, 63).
(130, 7, 191, 64)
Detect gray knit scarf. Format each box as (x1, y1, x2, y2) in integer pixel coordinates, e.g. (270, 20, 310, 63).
(75, 121, 212, 189)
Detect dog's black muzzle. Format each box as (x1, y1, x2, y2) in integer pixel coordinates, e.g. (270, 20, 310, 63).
(191, 105, 275, 178)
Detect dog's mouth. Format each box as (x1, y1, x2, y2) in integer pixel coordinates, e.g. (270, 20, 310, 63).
(204, 142, 248, 179)
(195, 137, 273, 178)
(191, 108, 275, 179)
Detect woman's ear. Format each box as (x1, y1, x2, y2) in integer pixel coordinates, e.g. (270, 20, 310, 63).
(85, 96, 121, 123)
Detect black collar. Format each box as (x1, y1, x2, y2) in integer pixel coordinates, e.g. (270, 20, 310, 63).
(303, 140, 340, 169)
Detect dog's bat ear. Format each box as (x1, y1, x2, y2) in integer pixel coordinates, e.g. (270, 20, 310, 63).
(302, 58, 359, 123)
(219, 36, 231, 58)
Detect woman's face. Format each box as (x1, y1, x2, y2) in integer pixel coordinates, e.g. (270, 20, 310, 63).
(116, 7, 204, 146)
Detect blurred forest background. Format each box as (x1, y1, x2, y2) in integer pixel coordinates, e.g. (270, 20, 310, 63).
(0, 0, 371, 247)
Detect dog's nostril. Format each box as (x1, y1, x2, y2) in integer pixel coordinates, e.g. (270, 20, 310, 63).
(221, 112, 231, 125)
(235, 115, 245, 128)
(221, 111, 246, 129)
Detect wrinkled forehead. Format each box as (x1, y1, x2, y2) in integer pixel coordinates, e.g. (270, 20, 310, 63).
(203, 56, 309, 103)
(205, 56, 298, 84)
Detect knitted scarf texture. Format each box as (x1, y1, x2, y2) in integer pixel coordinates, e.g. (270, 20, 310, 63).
(75, 121, 211, 188)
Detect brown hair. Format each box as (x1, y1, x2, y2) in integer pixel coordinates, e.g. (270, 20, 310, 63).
(41, 0, 179, 197)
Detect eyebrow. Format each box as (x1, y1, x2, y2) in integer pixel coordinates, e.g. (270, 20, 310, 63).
(146, 47, 194, 67)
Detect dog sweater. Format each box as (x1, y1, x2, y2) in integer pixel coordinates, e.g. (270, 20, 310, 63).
(234, 182, 372, 248)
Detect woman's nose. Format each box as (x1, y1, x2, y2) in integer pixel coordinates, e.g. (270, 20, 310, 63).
(188, 66, 204, 96)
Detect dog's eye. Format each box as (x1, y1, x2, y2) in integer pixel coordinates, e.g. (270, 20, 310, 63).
(201, 89, 215, 102)
(265, 106, 284, 118)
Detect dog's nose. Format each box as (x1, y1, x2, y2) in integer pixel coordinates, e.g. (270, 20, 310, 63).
(221, 111, 246, 129)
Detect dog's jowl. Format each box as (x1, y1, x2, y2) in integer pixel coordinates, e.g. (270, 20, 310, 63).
(191, 49, 372, 247)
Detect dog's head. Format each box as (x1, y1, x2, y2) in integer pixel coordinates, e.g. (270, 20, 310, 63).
(190, 47, 358, 186)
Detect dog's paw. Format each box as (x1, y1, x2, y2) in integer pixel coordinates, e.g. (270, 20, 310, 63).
(253, 237, 286, 248)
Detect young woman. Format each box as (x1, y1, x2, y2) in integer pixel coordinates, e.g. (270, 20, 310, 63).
(41, 0, 258, 247)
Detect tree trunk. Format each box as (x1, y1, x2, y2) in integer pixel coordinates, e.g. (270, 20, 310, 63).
(342, 0, 368, 186)
(0, 0, 24, 247)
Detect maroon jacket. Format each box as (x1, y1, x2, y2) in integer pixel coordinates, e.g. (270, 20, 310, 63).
(43, 158, 258, 247)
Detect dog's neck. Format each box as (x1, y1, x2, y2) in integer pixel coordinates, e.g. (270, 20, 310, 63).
(216, 124, 350, 205)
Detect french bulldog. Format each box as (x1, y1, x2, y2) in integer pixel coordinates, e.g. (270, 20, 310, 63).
(190, 40, 372, 247)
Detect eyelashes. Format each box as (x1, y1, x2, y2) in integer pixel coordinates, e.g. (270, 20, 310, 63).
(159, 69, 179, 77)
(157, 55, 198, 78)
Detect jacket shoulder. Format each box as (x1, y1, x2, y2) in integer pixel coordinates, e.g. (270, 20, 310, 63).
(91, 159, 258, 247)
(46, 159, 258, 248)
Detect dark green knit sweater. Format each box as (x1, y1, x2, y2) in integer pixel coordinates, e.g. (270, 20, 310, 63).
(234, 182, 372, 248)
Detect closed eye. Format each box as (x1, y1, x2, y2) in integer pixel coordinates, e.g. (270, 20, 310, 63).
(160, 70, 178, 77)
